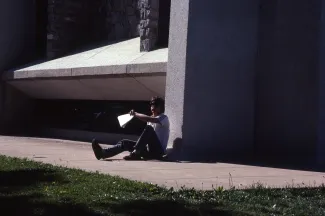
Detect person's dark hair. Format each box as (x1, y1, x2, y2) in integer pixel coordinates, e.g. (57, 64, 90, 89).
(150, 96, 165, 113)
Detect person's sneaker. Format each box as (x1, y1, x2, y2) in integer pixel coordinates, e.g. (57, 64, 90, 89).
(143, 154, 163, 161)
(91, 139, 103, 160)
(123, 152, 142, 160)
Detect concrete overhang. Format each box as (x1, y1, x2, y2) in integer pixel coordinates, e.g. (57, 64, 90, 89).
(3, 38, 168, 101)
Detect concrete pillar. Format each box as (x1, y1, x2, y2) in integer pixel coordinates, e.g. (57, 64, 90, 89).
(165, 0, 260, 161)
(255, 0, 322, 166)
(0, 0, 36, 70)
(0, 0, 36, 134)
(317, 0, 325, 166)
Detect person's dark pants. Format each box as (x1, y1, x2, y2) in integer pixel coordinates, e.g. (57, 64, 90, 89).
(102, 125, 164, 159)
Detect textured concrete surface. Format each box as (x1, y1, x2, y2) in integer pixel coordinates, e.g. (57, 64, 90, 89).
(166, 0, 259, 160)
(164, 0, 188, 150)
(1, 136, 325, 190)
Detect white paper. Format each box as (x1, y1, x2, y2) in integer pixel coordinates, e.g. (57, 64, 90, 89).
(117, 114, 134, 128)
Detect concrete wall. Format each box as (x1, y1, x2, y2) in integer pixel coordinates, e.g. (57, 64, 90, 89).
(165, 0, 188, 154)
(317, 0, 325, 166)
(0, 83, 34, 134)
(255, 0, 321, 165)
(0, 0, 36, 71)
(166, 0, 260, 161)
(0, 0, 36, 134)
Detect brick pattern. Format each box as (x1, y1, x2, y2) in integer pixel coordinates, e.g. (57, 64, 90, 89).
(47, 0, 107, 59)
(138, 0, 159, 52)
(107, 0, 140, 41)
(46, 0, 140, 60)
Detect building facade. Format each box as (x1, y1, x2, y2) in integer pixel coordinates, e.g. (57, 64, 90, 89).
(1, 0, 325, 168)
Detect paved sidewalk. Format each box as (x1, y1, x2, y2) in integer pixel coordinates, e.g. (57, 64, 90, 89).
(0, 136, 325, 190)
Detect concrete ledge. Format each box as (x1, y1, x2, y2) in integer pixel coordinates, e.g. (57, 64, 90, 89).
(127, 62, 167, 74)
(3, 38, 168, 81)
(27, 69, 73, 78)
(71, 65, 127, 77)
(2, 38, 167, 100)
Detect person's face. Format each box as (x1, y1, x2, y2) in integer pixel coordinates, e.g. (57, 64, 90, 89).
(150, 104, 160, 116)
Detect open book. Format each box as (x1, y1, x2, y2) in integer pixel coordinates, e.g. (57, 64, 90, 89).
(117, 113, 134, 128)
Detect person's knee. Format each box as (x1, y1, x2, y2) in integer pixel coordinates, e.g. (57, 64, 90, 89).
(92, 138, 97, 144)
(119, 139, 126, 144)
(121, 139, 132, 142)
(144, 125, 154, 132)
(120, 139, 135, 145)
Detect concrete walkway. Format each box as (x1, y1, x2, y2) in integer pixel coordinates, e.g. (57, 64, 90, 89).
(0, 136, 325, 190)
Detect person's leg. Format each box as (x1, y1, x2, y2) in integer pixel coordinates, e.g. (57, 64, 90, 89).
(124, 125, 164, 160)
(144, 126, 164, 159)
(91, 138, 136, 160)
(118, 139, 137, 152)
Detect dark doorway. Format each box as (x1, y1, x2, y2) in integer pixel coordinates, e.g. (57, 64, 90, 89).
(35, 0, 48, 60)
(32, 99, 149, 136)
(156, 0, 171, 48)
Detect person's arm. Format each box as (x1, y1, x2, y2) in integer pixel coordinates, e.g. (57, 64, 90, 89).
(130, 110, 161, 124)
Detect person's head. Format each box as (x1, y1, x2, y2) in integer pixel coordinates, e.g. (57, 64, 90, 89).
(150, 96, 165, 116)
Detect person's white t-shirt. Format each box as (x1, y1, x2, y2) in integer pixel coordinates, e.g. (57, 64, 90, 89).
(147, 114, 170, 153)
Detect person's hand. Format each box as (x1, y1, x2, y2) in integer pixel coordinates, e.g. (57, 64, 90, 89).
(129, 110, 135, 116)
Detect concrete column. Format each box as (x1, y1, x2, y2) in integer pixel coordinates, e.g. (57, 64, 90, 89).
(317, 0, 325, 166)
(255, 0, 321, 166)
(165, 0, 260, 161)
(0, 0, 36, 70)
(0, 0, 36, 134)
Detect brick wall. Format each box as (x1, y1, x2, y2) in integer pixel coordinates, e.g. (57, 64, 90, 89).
(138, 0, 159, 51)
(107, 0, 140, 41)
(47, 0, 140, 60)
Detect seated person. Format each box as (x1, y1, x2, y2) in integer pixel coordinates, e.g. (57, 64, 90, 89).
(91, 96, 170, 160)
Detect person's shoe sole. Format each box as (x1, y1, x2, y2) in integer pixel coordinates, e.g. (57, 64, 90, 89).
(91, 139, 103, 160)
(123, 154, 142, 161)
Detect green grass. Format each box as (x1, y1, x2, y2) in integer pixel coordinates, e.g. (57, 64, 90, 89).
(0, 155, 325, 216)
